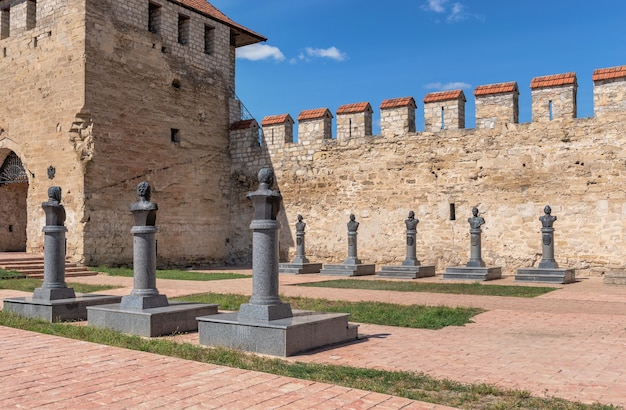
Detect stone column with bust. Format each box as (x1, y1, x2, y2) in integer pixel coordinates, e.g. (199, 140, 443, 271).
(516, 205, 576, 283)
(378, 211, 436, 278)
(33, 186, 75, 300)
(3, 186, 121, 322)
(320, 214, 375, 276)
(87, 182, 216, 336)
(238, 168, 292, 321)
(198, 168, 358, 356)
(119, 181, 168, 309)
(279, 214, 322, 274)
(444, 207, 502, 281)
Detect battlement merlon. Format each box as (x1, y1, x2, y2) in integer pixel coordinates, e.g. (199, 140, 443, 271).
(261, 114, 295, 146)
(474, 82, 519, 129)
(423, 90, 466, 132)
(380, 97, 417, 138)
(530, 72, 577, 122)
(336, 102, 373, 141)
(250, 65, 626, 148)
(593, 65, 626, 116)
(297, 108, 333, 145)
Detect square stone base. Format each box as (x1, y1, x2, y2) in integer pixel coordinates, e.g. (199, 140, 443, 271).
(319, 263, 375, 276)
(604, 271, 626, 285)
(515, 268, 576, 284)
(2, 294, 122, 322)
(197, 310, 359, 357)
(443, 266, 502, 281)
(87, 301, 218, 337)
(377, 265, 436, 279)
(279, 262, 323, 274)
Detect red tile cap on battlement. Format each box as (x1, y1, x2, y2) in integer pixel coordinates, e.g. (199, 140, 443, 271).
(297, 108, 333, 121)
(229, 119, 258, 130)
(592, 65, 626, 82)
(179, 0, 266, 47)
(336, 102, 372, 114)
(474, 82, 518, 96)
(530, 73, 577, 89)
(261, 114, 293, 126)
(423, 89, 466, 103)
(380, 97, 416, 109)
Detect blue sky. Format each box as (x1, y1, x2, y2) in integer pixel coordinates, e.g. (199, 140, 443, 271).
(210, 0, 626, 134)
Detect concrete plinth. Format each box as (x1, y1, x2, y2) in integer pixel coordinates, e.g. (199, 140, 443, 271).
(3, 294, 121, 322)
(87, 302, 218, 337)
(604, 271, 626, 285)
(515, 268, 576, 284)
(443, 266, 502, 281)
(319, 263, 376, 276)
(279, 262, 323, 274)
(197, 310, 359, 357)
(377, 265, 436, 279)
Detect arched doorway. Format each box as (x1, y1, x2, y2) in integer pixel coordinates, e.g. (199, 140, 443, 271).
(0, 151, 28, 251)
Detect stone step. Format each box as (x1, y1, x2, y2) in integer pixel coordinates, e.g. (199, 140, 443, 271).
(0, 256, 98, 279)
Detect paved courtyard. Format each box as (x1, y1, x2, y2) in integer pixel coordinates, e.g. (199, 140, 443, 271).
(1, 256, 625, 408)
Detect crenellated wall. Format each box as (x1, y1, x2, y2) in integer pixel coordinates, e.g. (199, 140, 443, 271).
(230, 66, 626, 276)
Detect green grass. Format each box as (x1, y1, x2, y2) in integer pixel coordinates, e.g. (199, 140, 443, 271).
(298, 279, 557, 298)
(176, 293, 483, 329)
(0, 278, 119, 293)
(91, 266, 249, 281)
(0, 311, 617, 410)
(0, 268, 26, 279)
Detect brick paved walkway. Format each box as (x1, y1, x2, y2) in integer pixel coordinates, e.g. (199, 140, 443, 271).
(0, 326, 449, 409)
(2, 254, 626, 408)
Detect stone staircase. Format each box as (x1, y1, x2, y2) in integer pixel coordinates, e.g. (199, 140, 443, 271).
(0, 255, 98, 279)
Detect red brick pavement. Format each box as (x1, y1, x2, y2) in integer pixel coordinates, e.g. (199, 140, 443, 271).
(0, 326, 452, 409)
(2, 255, 626, 407)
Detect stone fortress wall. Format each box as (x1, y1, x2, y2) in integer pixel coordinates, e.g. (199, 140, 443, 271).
(0, 0, 88, 258)
(0, 0, 262, 267)
(80, 0, 239, 266)
(230, 66, 626, 276)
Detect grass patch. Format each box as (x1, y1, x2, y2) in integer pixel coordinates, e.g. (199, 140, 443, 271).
(0, 268, 26, 279)
(0, 278, 118, 293)
(0, 311, 617, 410)
(176, 293, 483, 329)
(91, 266, 249, 281)
(299, 279, 557, 298)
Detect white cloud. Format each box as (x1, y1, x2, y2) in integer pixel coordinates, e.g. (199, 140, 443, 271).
(301, 46, 348, 62)
(425, 81, 471, 91)
(447, 3, 468, 22)
(236, 44, 285, 62)
(424, 0, 448, 13)
(423, 0, 479, 23)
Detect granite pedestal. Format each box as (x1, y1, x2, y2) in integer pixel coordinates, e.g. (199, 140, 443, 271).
(88, 181, 218, 337)
(3, 294, 122, 322)
(515, 205, 575, 284)
(319, 262, 376, 276)
(198, 310, 358, 357)
(87, 302, 217, 337)
(198, 168, 358, 356)
(279, 214, 323, 274)
(377, 265, 436, 279)
(604, 271, 626, 285)
(377, 211, 436, 279)
(2, 186, 122, 322)
(279, 262, 323, 274)
(443, 266, 502, 281)
(514, 268, 576, 284)
(444, 208, 501, 281)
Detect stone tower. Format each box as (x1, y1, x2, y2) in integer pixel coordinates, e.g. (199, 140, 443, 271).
(0, 0, 265, 266)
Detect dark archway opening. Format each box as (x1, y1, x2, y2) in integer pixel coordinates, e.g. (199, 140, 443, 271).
(0, 151, 28, 251)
